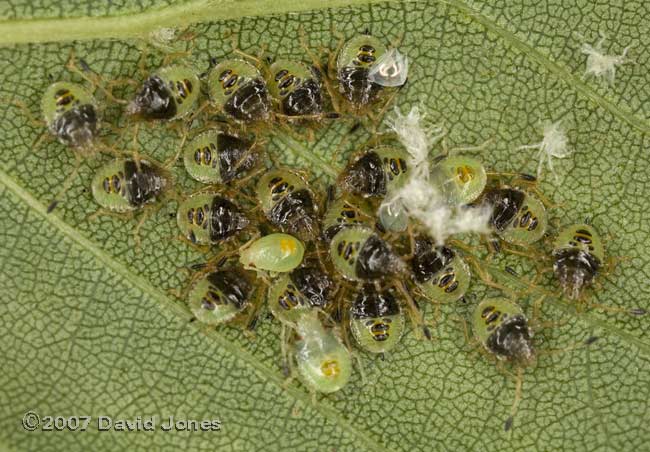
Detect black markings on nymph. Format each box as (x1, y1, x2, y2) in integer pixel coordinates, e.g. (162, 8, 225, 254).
(209, 196, 249, 242)
(351, 285, 399, 342)
(290, 266, 335, 308)
(411, 238, 455, 284)
(338, 66, 381, 107)
(217, 134, 256, 183)
(351, 285, 399, 319)
(486, 314, 534, 363)
(552, 248, 601, 300)
(340, 151, 386, 197)
(356, 234, 400, 280)
(278, 284, 302, 310)
(224, 79, 271, 121)
(485, 188, 526, 232)
(52, 103, 99, 148)
(206, 269, 252, 309)
(269, 188, 318, 237)
(128, 75, 177, 120)
(282, 78, 323, 116)
(124, 160, 167, 207)
(322, 201, 366, 242)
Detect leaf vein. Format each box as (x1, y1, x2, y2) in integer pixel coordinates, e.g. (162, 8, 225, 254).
(0, 167, 383, 452)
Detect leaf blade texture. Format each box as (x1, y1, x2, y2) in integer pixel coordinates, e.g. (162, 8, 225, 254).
(1, 1, 649, 450)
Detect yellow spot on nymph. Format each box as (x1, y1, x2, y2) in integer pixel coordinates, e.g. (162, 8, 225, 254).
(321, 359, 340, 377)
(279, 238, 297, 256)
(456, 165, 474, 183)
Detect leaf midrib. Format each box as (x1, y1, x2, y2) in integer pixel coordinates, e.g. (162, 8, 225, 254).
(1, 0, 648, 141)
(0, 168, 381, 452)
(2, 154, 649, 452)
(0, 0, 410, 44)
(2, 1, 649, 449)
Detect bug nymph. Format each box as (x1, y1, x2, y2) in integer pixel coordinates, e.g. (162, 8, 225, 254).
(176, 192, 249, 245)
(335, 34, 408, 112)
(41, 81, 100, 149)
(266, 59, 323, 118)
(188, 266, 255, 325)
(339, 146, 410, 198)
(552, 224, 605, 300)
(321, 194, 374, 241)
(91, 158, 170, 211)
(410, 237, 471, 303)
(268, 265, 336, 325)
(127, 65, 200, 121)
(239, 233, 305, 273)
(256, 170, 319, 240)
(183, 130, 258, 184)
(471, 297, 602, 431)
(349, 284, 405, 354)
(472, 298, 535, 431)
(473, 298, 535, 365)
(208, 59, 271, 123)
(482, 187, 548, 246)
(292, 310, 352, 393)
(329, 226, 404, 281)
(430, 155, 487, 205)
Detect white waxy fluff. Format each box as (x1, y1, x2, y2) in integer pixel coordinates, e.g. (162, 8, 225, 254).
(381, 107, 492, 246)
(368, 49, 409, 87)
(519, 121, 572, 180)
(384, 105, 437, 169)
(382, 177, 493, 246)
(581, 35, 629, 85)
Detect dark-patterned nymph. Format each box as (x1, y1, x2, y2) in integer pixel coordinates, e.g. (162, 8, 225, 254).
(188, 265, 256, 325)
(339, 146, 410, 198)
(208, 59, 271, 123)
(267, 265, 336, 325)
(482, 187, 547, 246)
(183, 130, 258, 184)
(127, 65, 200, 121)
(40, 81, 103, 212)
(473, 297, 535, 431)
(266, 59, 324, 118)
(41, 81, 100, 149)
(256, 169, 319, 240)
(91, 158, 169, 211)
(329, 226, 403, 281)
(410, 236, 471, 303)
(176, 192, 249, 245)
(335, 34, 408, 112)
(349, 284, 405, 354)
(552, 224, 604, 301)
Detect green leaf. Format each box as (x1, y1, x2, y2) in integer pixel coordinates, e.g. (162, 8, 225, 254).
(2, 1, 649, 451)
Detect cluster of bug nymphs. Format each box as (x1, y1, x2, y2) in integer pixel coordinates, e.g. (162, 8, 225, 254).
(36, 30, 644, 432)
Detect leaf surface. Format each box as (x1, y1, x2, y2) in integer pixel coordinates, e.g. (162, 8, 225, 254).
(1, 1, 649, 451)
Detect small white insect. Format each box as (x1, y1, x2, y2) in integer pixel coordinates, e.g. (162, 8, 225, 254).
(381, 107, 492, 245)
(385, 105, 443, 168)
(519, 121, 572, 180)
(368, 49, 409, 87)
(581, 35, 629, 85)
